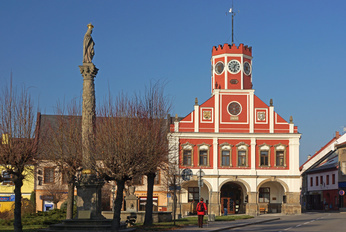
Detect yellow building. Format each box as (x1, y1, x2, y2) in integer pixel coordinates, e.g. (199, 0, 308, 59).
(0, 167, 34, 212)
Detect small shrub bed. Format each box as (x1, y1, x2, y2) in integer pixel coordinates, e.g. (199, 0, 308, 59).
(0, 208, 66, 226)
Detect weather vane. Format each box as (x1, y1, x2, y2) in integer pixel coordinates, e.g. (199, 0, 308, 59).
(226, 2, 239, 45)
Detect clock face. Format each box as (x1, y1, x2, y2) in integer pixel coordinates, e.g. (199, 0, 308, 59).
(243, 62, 251, 76)
(214, 61, 224, 74)
(228, 102, 241, 116)
(228, 60, 241, 74)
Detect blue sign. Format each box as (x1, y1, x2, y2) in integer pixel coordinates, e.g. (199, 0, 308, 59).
(0, 196, 10, 201)
(0, 195, 14, 202)
(339, 190, 345, 196)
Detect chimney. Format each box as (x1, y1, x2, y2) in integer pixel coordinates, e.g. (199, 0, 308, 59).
(336, 131, 340, 139)
(307, 155, 311, 160)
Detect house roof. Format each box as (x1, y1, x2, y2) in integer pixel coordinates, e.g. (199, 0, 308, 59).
(305, 149, 338, 174)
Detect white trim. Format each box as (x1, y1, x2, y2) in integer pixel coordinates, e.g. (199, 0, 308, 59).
(249, 91, 254, 133)
(194, 105, 199, 132)
(241, 56, 244, 89)
(170, 132, 301, 139)
(269, 106, 274, 133)
(212, 54, 252, 60)
(213, 138, 218, 171)
(224, 56, 228, 90)
(215, 91, 220, 133)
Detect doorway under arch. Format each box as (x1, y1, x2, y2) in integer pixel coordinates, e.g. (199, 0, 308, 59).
(220, 182, 245, 214)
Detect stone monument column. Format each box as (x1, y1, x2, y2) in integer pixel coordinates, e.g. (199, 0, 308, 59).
(76, 23, 104, 220)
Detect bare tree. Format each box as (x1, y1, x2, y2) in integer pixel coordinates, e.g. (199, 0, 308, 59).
(38, 99, 82, 219)
(137, 81, 172, 226)
(95, 93, 147, 231)
(0, 80, 37, 232)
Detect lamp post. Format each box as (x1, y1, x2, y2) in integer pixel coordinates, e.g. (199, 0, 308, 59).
(111, 185, 116, 211)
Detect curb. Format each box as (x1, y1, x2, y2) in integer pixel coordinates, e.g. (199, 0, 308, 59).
(208, 218, 281, 232)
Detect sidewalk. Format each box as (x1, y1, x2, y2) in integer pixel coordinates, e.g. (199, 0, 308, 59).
(168, 215, 280, 232)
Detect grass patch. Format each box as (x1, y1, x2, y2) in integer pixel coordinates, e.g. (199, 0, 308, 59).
(134, 215, 254, 231)
(0, 225, 48, 231)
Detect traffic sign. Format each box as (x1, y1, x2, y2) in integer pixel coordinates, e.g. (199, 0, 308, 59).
(339, 190, 345, 196)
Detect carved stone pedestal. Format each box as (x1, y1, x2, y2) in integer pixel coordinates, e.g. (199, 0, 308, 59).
(76, 171, 105, 220)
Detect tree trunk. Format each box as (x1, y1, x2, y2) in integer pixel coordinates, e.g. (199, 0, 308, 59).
(66, 181, 75, 219)
(13, 176, 23, 232)
(144, 172, 155, 226)
(112, 178, 125, 231)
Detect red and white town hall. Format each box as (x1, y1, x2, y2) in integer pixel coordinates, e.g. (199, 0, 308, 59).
(169, 39, 301, 216)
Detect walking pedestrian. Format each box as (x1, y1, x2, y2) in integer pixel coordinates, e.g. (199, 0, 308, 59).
(196, 197, 207, 228)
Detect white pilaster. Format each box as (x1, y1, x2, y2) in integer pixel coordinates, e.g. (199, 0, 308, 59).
(215, 91, 220, 133)
(194, 104, 199, 132)
(213, 138, 218, 173)
(249, 91, 254, 133)
(251, 138, 256, 172)
(269, 106, 274, 133)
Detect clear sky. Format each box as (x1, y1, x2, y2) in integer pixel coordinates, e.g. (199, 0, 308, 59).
(1, 0, 345, 165)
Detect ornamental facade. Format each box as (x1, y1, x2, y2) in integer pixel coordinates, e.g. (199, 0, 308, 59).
(169, 42, 301, 216)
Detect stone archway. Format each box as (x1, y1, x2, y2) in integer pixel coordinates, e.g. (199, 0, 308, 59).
(220, 181, 247, 214)
(180, 179, 212, 215)
(257, 180, 286, 213)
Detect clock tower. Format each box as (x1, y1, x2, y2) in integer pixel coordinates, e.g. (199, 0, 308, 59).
(211, 43, 252, 92)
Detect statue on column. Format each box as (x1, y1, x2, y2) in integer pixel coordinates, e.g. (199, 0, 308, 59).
(83, 23, 95, 63)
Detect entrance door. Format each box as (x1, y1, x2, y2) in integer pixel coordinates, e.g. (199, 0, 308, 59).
(220, 182, 243, 214)
(221, 197, 235, 214)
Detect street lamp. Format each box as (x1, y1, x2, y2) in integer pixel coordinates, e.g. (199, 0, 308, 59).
(111, 185, 116, 211)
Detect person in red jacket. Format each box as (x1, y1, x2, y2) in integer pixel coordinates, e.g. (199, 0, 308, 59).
(196, 197, 207, 228)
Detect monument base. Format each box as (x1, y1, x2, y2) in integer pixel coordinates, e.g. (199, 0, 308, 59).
(76, 172, 105, 220)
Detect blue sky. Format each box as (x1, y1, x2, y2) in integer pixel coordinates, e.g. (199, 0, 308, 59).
(1, 0, 345, 165)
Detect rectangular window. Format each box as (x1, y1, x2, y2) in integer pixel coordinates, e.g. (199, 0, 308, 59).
(238, 150, 246, 166)
(1, 171, 13, 185)
(276, 151, 284, 166)
(260, 150, 269, 166)
(326, 175, 329, 185)
(183, 150, 192, 166)
(315, 176, 318, 186)
(44, 167, 55, 184)
(310, 177, 313, 187)
(222, 150, 230, 166)
(332, 174, 335, 184)
(259, 187, 270, 203)
(320, 176, 323, 185)
(188, 187, 199, 202)
(199, 150, 208, 166)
